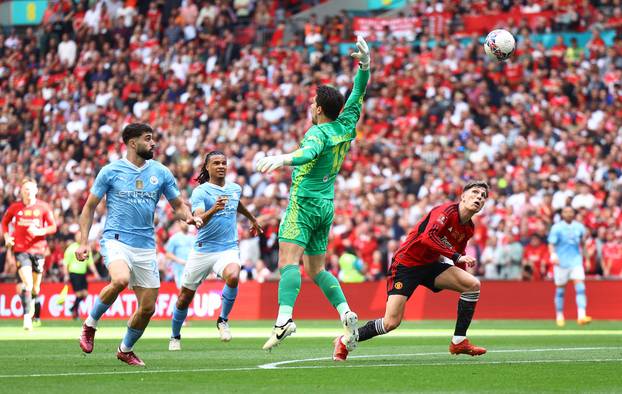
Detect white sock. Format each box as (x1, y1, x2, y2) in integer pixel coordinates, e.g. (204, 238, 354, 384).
(85, 316, 98, 328)
(452, 335, 466, 345)
(578, 308, 586, 320)
(336, 303, 350, 321)
(276, 305, 293, 326)
(556, 312, 565, 321)
(119, 343, 132, 353)
(275, 314, 291, 326)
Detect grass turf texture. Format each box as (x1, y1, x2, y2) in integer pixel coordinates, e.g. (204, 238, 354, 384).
(0, 320, 620, 393)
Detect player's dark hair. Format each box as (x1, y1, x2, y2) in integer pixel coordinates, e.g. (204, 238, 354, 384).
(316, 85, 345, 121)
(195, 151, 226, 184)
(122, 123, 153, 144)
(463, 180, 489, 198)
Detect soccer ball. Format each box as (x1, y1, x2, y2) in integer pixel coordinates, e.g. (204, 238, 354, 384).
(484, 29, 516, 62)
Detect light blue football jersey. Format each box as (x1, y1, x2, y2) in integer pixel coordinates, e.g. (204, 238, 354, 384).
(190, 182, 241, 253)
(547, 220, 586, 268)
(91, 159, 180, 249)
(165, 231, 194, 261)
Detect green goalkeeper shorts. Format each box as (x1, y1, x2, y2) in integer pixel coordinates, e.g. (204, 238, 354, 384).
(278, 196, 334, 255)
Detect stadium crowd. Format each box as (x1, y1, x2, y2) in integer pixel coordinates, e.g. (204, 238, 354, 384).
(1, 0, 622, 287)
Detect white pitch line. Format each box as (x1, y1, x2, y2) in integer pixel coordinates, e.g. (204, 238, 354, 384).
(259, 358, 622, 370)
(0, 347, 620, 378)
(257, 346, 622, 369)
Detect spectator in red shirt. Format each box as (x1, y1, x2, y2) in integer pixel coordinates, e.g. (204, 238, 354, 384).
(522, 235, 550, 281)
(602, 231, 622, 278)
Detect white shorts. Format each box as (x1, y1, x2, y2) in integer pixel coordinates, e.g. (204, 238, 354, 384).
(553, 265, 585, 286)
(102, 239, 160, 289)
(181, 249, 240, 291)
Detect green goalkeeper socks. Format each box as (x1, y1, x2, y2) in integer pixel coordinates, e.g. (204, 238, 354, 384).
(278, 264, 302, 309)
(314, 270, 348, 311)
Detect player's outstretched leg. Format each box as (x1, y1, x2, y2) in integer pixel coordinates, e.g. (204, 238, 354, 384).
(555, 286, 565, 327)
(434, 266, 486, 356)
(312, 270, 358, 349)
(263, 264, 300, 351)
(449, 290, 486, 356)
(118, 287, 156, 366)
(218, 263, 240, 342)
(169, 287, 195, 351)
(80, 296, 111, 353)
(574, 281, 591, 325)
(81, 261, 129, 353)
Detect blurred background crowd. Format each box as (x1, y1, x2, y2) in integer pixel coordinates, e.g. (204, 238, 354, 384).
(1, 0, 622, 286)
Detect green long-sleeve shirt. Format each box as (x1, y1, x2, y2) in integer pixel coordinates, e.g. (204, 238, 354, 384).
(290, 68, 370, 199)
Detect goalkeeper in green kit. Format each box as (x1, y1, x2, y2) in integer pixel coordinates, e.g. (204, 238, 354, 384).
(256, 36, 370, 361)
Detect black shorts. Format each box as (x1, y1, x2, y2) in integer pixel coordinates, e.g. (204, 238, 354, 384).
(387, 262, 453, 298)
(69, 273, 88, 292)
(15, 253, 45, 274)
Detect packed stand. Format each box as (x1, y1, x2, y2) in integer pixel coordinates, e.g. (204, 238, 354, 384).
(0, 0, 621, 286)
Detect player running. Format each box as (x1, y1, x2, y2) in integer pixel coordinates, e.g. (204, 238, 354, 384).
(169, 151, 262, 350)
(337, 181, 490, 361)
(76, 123, 201, 366)
(548, 206, 591, 327)
(255, 36, 370, 359)
(1, 178, 57, 330)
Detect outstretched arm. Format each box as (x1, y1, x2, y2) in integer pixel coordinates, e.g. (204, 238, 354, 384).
(237, 200, 263, 236)
(337, 36, 371, 130)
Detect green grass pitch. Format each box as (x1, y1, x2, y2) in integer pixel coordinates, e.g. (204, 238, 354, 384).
(0, 319, 621, 393)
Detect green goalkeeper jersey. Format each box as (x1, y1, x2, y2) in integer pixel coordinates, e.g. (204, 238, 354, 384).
(290, 68, 370, 200)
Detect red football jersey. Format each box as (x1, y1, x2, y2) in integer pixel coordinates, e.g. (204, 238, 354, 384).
(393, 202, 474, 268)
(1, 200, 55, 254)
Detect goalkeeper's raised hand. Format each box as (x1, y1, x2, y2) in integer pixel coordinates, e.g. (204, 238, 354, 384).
(255, 153, 293, 174)
(350, 36, 370, 70)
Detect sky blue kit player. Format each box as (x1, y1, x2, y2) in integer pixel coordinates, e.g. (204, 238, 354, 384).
(76, 123, 200, 366)
(165, 222, 195, 289)
(548, 206, 591, 327)
(169, 151, 262, 349)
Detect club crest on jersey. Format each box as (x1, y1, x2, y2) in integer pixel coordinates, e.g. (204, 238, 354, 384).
(135, 179, 144, 190)
(33, 209, 40, 216)
(438, 215, 447, 224)
(149, 176, 159, 185)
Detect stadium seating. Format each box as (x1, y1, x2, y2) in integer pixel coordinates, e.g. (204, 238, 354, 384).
(0, 0, 621, 284)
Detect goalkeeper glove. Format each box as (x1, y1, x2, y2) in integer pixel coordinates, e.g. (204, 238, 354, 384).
(351, 36, 370, 70)
(255, 154, 293, 173)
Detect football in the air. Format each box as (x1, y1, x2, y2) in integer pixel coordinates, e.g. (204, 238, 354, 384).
(484, 29, 516, 62)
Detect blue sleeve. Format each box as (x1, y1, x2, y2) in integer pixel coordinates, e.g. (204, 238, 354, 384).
(190, 187, 207, 213)
(548, 225, 558, 245)
(90, 167, 110, 198)
(162, 167, 181, 201)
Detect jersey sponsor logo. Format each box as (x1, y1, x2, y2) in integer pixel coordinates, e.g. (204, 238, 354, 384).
(117, 190, 158, 199)
(394, 282, 403, 290)
(136, 179, 144, 189)
(149, 176, 158, 185)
